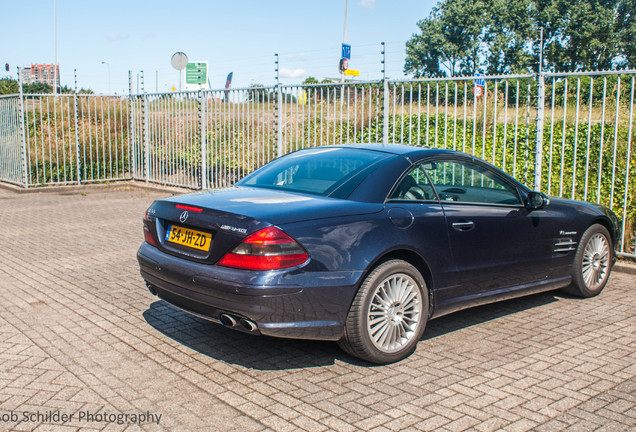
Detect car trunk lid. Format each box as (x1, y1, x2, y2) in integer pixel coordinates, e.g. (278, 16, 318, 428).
(145, 186, 384, 264)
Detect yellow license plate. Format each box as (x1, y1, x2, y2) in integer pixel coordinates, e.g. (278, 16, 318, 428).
(165, 225, 212, 252)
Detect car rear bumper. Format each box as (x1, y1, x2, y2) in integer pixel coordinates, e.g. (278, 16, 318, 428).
(137, 242, 362, 341)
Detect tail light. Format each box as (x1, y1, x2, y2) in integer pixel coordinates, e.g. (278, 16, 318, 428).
(143, 209, 157, 247)
(218, 226, 308, 270)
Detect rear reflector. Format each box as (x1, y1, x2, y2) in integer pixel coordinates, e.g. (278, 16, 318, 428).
(218, 226, 308, 270)
(175, 204, 203, 212)
(143, 209, 157, 247)
(144, 225, 157, 247)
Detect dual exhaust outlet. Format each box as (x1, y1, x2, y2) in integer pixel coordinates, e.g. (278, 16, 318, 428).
(219, 313, 259, 333)
(146, 283, 259, 334)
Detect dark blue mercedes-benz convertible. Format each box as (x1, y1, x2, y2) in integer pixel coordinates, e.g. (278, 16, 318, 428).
(137, 144, 619, 364)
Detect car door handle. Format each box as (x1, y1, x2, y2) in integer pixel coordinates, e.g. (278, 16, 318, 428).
(452, 221, 475, 231)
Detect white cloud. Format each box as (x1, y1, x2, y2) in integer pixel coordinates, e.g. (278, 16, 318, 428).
(108, 33, 129, 41)
(279, 68, 308, 79)
(358, 0, 376, 9)
(285, 53, 307, 61)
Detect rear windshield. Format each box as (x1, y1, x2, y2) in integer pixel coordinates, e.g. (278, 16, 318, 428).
(237, 147, 387, 196)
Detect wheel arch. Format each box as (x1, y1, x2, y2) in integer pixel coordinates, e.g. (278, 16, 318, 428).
(591, 216, 618, 250)
(361, 248, 435, 316)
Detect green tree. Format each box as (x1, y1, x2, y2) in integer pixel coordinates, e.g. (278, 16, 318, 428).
(485, 0, 535, 73)
(23, 82, 53, 93)
(617, 0, 636, 67)
(0, 77, 19, 95)
(405, 0, 488, 77)
(539, 0, 625, 71)
(405, 0, 633, 76)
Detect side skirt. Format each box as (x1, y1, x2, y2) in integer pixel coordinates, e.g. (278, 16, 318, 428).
(430, 276, 572, 319)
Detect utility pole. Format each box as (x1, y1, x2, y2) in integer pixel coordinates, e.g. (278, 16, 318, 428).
(101, 61, 111, 94)
(381, 42, 386, 81)
(382, 42, 388, 146)
(73, 69, 81, 183)
(53, 0, 57, 95)
(341, 0, 348, 84)
(275, 54, 283, 157)
(538, 27, 544, 75)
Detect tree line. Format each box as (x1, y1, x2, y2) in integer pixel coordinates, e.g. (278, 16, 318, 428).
(0, 77, 93, 95)
(404, 0, 635, 77)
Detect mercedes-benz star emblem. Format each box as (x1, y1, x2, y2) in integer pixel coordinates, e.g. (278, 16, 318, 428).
(179, 211, 189, 223)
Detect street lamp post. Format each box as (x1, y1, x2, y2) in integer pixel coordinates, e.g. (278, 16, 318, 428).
(53, 0, 57, 94)
(101, 61, 111, 94)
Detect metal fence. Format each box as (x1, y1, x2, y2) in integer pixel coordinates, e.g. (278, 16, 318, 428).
(1, 71, 634, 258)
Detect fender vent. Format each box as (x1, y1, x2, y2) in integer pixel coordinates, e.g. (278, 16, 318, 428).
(554, 239, 577, 253)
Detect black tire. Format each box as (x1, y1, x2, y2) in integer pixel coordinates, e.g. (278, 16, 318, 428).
(561, 224, 613, 297)
(338, 260, 429, 364)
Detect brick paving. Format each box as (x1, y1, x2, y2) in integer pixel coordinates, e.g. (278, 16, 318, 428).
(0, 184, 634, 432)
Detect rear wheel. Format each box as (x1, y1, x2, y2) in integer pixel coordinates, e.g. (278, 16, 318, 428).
(561, 224, 613, 297)
(338, 260, 428, 364)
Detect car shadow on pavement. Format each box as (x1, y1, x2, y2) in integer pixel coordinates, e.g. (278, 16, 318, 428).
(422, 291, 560, 340)
(143, 292, 559, 370)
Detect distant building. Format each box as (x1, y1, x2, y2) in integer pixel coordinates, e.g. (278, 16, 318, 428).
(20, 64, 60, 87)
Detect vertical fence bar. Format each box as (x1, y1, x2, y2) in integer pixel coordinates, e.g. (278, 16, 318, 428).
(492, 80, 498, 164)
(547, 77, 556, 195)
(129, 71, 136, 180)
(200, 89, 207, 190)
(73, 70, 81, 184)
(534, 73, 545, 191)
(559, 78, 568, 196)
(583, 77, 594, 201)
(620, 76, 634, 254)
(17, 68, 28, 187)
(143, 93, 149, 183)
(610, 77, 621, 208)
(571, 77, 581, 199)
(597, 77, 607, 203)
(382, 78, 389, 145)
(276, 85, 283, 157)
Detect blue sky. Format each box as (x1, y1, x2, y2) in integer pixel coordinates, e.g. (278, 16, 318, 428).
(1, 0, 436, 94)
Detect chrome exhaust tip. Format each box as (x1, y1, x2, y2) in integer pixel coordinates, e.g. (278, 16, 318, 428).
(239, 318, 258, 332)
(219, 313, 238, 327)
(146, 283, 157, 296)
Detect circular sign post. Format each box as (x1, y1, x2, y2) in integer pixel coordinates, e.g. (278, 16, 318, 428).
(171, 52, 188, 92)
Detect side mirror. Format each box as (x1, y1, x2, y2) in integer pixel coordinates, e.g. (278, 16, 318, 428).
(527, 191, 549, 210)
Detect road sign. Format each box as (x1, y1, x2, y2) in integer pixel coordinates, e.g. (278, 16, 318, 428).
(339, 58, 349, 73)
(341, 44, 351, 60)
(171, 52, 188, 70)
(473, 73, 485, 98)
(185, 62, 208, 85)
(344, 69, 359, 76)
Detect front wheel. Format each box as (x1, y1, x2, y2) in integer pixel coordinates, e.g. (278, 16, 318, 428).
(338, 260, 429, 364)
(561, 224, 613, 297)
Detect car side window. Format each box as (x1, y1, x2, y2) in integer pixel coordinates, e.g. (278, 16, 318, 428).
(427, 160, 522, 205)
(390, 164, 437, 201)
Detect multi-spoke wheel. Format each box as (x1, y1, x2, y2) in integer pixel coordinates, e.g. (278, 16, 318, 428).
(562, 224, 613, 297)
(339, 260, 428, 364)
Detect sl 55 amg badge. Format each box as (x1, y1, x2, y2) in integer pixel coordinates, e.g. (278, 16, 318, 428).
(220, 224, 247, 234)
